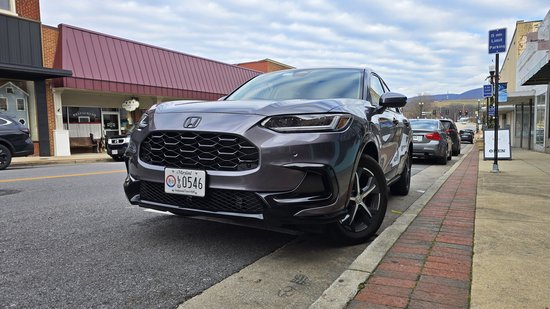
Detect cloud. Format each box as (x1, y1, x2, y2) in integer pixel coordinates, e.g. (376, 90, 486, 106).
(40, 0, 550, 97)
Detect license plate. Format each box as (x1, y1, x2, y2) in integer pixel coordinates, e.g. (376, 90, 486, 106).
(165, 168, 206, 197)
(413, 135, 422, 142)
(112, 150, 118, 155)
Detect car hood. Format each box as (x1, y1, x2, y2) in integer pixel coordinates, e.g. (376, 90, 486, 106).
(154, 99, 365, 116)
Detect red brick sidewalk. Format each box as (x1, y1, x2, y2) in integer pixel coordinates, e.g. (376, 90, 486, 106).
(349, 150, 478, 309)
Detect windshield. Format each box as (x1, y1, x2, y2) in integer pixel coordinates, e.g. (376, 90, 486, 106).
(226, 68, 363, 101)
(410, 120, 439, 130)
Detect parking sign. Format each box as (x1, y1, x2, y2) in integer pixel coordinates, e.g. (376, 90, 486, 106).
(483, 85, 492, 98)
(489, 28, 506, 54)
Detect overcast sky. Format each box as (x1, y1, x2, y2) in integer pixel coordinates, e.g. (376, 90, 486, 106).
(41, 0, 549, 97)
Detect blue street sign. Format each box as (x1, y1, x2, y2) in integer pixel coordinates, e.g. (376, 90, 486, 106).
(489, 28, 506, 54)
(498, 82, 508, 102)
(483, 84, 493, 98)
(488, 106, 495, 117)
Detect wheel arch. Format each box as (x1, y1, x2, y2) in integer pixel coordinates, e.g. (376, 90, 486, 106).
(0, 139, 14, 154)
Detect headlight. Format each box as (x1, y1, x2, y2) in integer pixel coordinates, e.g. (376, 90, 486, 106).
(261, 114, 352, 132)
(138, 113, 149, 129)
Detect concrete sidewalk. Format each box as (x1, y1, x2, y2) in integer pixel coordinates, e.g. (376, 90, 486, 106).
(472, 150, 550, 308)
(10, 152, 113, 167)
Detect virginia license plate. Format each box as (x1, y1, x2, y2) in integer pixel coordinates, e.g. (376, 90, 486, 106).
(165, 168, 206, 197)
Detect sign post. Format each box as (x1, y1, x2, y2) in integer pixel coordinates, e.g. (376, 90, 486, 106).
(488, 28, 506, 173)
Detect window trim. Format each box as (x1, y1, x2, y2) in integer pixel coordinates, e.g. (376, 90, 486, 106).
(0, 97, 7, 112)
(0, 0, 17, 16)
(16, 98, 26, 111)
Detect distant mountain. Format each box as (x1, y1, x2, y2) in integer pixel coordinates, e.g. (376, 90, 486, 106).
(410, 87, 484, 101)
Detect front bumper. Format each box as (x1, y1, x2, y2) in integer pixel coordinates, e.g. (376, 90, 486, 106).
(123, 163, 346, 225)
(124, 116, 364, 225)
(107, 144, 128, 157)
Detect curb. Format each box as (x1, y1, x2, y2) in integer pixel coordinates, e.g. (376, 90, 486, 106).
(10, 157, 114, 167)
(310, 146, 475, 309)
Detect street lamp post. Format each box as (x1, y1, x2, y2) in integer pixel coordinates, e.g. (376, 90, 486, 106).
(419, 102, 424, 119)
(477, 99, 481, 132)
(489, 63, 499, 173)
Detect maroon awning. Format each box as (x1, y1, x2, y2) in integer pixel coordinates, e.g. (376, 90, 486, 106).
(52, 24, 260, 100)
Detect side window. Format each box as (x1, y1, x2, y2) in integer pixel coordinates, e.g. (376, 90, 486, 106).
(369, 75, 385, 105)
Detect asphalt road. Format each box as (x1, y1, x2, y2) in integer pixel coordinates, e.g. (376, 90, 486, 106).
(0, 146, 468, 308)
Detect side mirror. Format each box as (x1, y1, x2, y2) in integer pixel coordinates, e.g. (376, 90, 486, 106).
(379, 92, 407, 108)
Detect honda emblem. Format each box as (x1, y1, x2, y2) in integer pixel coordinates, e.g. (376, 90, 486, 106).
(183, 116, 201, 128)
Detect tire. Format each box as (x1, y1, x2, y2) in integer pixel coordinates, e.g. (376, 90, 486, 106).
(328, 155, 388, 245)
(439, 146, 448, 165)
(0, 144, 12, 170)
(452, 144, 460, 156)
(390, 154, 411, 196)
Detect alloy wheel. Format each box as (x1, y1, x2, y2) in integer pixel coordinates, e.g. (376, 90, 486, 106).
(340, 167, 382, 233)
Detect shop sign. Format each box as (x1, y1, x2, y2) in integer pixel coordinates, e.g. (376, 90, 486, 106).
(122, 98, 140, 111)
(72, 111, 97, 118)
(483, 129, 511, 160)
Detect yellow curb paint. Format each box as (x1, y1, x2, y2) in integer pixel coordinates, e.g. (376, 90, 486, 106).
(0, 170, 126, 183)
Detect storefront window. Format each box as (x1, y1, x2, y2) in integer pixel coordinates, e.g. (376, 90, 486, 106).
(63, 106, 102, 138)
(535, 94, 546, 146)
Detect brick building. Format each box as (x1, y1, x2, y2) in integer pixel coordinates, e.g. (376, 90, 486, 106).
(237, 59, 294, 73)
(0, 0, 71, 156)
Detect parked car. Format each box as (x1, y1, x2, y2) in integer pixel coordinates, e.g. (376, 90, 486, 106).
(409, 119, 452, 165)
(106, 125, 135, 161)
(0, 114, 34, 170)
(459, 128, 475, 144)
(123, 68, 412, 244)
(439, 118, 461, 155)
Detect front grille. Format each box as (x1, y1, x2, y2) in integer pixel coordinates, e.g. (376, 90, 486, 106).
(139, 131, 259, 171)
(140, 181, 265, 214)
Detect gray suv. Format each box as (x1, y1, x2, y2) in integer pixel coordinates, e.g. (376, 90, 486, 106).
(124, 68, 412, 244)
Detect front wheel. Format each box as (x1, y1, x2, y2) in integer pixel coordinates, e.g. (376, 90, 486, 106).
(328, 155, 388, 245)
(0, 144, 12, 170)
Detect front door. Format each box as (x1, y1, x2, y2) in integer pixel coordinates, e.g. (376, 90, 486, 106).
(102, 111, 120, 139)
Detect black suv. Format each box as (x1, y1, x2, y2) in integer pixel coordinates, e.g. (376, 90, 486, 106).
(439, 119, 461, 155)
(0, 114, 34, 170)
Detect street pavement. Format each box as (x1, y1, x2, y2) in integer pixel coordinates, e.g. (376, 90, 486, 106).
(7, 144, 550, 308)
